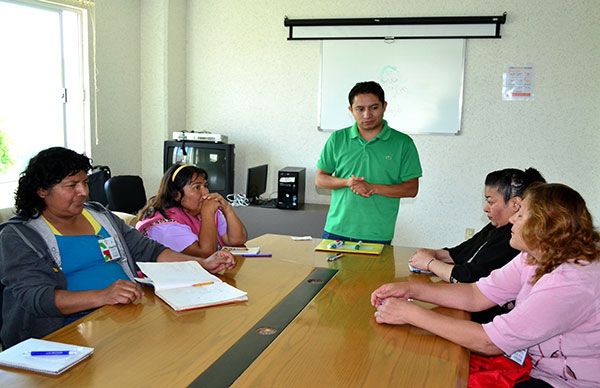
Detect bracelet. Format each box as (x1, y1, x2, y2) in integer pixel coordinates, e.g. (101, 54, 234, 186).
(426, 258, 435, 271)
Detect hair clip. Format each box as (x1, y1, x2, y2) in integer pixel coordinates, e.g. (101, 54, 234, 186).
(171, 164, 191, 182)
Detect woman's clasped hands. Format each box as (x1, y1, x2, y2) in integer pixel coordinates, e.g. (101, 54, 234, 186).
(371, 282, 417, 325)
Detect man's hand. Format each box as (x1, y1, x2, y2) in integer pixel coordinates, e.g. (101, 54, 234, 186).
(100, 280, 144, 305)
(200, 250, 236, 273)
(348, 175, 375, 197)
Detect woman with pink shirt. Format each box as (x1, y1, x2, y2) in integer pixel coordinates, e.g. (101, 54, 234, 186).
(371, 183, 600, 387)
(136, 164, 247, 257)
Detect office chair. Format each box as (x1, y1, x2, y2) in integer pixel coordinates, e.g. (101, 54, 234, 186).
(87, 165, 111, 206)
(104, 175, 147, 215)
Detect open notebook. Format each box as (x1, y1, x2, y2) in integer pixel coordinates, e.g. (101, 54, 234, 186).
(136, 261, 248, 311)
(0, 338, 93, 375)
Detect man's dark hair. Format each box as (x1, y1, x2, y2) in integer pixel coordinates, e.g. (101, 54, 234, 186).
(348, 81, 385, 106)
(15, 147, 92, 218)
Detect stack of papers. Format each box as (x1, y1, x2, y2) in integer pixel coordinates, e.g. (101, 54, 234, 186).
(0, 338, 93, 375)
(137, 261, 248, 311)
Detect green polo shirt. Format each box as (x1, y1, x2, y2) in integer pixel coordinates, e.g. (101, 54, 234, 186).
(317, 120, 422, 241)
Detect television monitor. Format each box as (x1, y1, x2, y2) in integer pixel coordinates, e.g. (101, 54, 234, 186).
(163, 140, 235, 197)
(246, 164, 268, 204)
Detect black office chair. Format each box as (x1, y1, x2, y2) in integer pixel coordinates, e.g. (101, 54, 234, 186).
(87, 165, 111, 206)
(104, 175, 147, 215)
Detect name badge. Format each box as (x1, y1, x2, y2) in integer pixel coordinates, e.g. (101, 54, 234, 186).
(506, 348, 528, 366)
(98, 236, 121, 262)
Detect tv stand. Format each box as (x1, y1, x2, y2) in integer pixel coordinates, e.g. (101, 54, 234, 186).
(251, 198, 277, 208)
(235, 203, 329, 239)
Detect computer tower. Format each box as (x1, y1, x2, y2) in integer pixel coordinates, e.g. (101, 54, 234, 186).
(277, 167, 305, 210)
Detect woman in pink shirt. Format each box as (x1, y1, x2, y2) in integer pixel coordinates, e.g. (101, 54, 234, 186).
(371, 183, 600, 387)
(136, 164, 247, 257)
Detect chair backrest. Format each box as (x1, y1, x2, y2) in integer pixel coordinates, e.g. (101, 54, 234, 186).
(88, 165, 111, 206)
(104, 175, 147, 215)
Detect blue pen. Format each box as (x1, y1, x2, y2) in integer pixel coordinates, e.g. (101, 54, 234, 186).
(241, 253, 272, 257)
(30, 350, 76, 356)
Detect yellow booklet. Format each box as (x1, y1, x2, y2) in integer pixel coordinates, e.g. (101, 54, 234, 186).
(314, 239, 384, 256)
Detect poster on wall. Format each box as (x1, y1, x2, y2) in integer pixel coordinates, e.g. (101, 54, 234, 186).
(503, 65, 535, 101)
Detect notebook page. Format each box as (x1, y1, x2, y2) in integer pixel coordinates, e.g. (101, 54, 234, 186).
(157, 282, 248, 311)
(137, 261, 220, 291)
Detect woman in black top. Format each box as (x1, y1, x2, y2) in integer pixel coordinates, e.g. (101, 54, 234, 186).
(409, 168, 545, 322)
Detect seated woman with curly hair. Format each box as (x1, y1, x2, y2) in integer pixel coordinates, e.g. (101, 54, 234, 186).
(0, 147, 235, 348)
(371, 183, 600, 387)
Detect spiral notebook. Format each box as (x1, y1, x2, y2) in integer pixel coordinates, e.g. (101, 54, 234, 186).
(136, 261, 248, 311)
(0, 338, 94, 375)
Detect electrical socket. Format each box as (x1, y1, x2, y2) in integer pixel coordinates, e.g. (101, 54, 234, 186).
(465, 227, 475, 240)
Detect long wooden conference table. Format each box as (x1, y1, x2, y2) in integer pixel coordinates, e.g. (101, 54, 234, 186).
(0, 234, 469, 387)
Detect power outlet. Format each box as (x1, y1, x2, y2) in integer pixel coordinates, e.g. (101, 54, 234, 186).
(465, 228, 475, 240)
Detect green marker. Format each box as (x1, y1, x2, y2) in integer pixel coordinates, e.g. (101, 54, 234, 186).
(354, 241, 362, 250)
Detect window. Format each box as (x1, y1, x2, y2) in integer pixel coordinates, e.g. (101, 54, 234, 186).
(0, 0, 91, 208)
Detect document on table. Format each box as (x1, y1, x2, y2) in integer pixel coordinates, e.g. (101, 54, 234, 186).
(0, 338, 94, 375)
(136, 261, 248, 311)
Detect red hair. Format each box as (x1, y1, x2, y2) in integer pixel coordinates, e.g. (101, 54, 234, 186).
(522, 183, 600, 282)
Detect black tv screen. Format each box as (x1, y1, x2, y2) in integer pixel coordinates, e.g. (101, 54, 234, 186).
(163, 141, 235, 197)
(246, 164, 267, 203)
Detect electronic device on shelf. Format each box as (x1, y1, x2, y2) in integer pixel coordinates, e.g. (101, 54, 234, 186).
(163, 140, 235, 197)
(173, 131, 228, 143)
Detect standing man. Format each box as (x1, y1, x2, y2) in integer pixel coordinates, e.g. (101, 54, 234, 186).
(316, 81, 422, 245)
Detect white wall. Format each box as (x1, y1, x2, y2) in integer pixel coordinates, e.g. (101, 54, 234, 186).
(93, 0, 142, 174)
(140, 0, 187, 192)
(94, 0, 187, 193)
(92, 1, 599, 248)
(186, 0, 600, 247)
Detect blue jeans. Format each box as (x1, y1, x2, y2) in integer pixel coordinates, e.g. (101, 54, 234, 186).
(322, 231, 391, 245)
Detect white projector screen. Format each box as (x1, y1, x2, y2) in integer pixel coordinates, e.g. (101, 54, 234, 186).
(319, 39, 465, 134)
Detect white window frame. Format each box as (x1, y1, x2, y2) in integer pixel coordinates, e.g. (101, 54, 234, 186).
(0, 0, 93, 209)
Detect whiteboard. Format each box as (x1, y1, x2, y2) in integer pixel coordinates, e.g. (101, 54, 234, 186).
(319, 39, 465, 134)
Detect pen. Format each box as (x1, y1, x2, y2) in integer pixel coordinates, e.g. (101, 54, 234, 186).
(327, 253, 343, 262)
(29, 351, 76, 356)
(241, 253, 272, 257)
(327, 240, 343, 249)
(192, 281, 214, 287)
(223, 247, 248, 252)
(354, 241, 362, 250)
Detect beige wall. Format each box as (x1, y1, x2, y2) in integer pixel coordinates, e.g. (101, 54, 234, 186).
(93, 0, 142, 174)
(94, 0, 186, 193)
(93, 0, 600, 247)
(186, 0, 600, 247)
